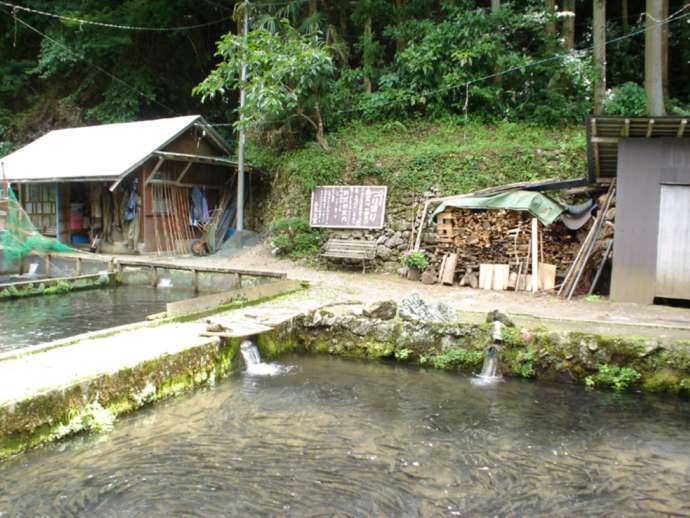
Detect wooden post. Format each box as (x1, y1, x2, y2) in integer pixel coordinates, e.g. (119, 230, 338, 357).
(151, 266, 158, 287)
(75, 257, 82, 276)
(531, 218, 539, 294)
(45, 254, 51, 277)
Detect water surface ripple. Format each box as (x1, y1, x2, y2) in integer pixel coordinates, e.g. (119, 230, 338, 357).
(0, 355, 689, 516)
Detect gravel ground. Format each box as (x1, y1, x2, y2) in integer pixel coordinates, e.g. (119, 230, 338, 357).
(124, 241, 690, 339)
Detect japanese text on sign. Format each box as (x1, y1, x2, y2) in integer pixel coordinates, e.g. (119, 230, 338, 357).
(310, 186, 387, 229)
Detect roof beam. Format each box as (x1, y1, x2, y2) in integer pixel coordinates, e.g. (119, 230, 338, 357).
(176, 161, 193, 183)
(591, 137, 620, 144)
(152, 151, 239, 167)
(144, 157, 166, 187)
(678, 119, 688, 137)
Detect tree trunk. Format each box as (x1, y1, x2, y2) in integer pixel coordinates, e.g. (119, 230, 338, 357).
(661, 0, 669, 102)
(645, 0, 666, 115)
(562, 0, 575, 50)
(363, 15, 373, 94)
(592, 0, 606, 115)
(545, 0, 556, 38)
(621, 0, 629, 31)
(313, 96, 330, 152)
(491, 0, 501, 86)
(395, 0, 405, 53)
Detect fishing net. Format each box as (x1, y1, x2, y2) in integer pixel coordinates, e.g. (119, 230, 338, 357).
(0, 184, 72, 265)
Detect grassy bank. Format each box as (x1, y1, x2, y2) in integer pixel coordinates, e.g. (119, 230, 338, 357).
(251, 119, 587, 227)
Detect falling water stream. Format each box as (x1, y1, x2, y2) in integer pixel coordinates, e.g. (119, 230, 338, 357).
(472, 345, 502, 385)
(0, 355, 688, 516)
(240, 339, 290, 376)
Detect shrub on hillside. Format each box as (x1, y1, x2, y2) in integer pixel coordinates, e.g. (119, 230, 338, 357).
(604, 82, 647, 116)
(270, 217, 323, 258)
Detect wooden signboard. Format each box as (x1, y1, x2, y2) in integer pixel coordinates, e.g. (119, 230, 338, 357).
(310, 185, 387, 229)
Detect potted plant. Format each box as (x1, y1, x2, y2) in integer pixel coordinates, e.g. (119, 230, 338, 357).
(400, 250, 428, 281)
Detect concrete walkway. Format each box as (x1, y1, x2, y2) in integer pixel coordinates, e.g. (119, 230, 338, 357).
(109, 243, 690, 337)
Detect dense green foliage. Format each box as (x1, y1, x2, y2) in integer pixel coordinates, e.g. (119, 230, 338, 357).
(2, 0, 690, 153)
(400, 250, 428, 271)
(585, 364, 642, 391)
(270, 217, 324, 258)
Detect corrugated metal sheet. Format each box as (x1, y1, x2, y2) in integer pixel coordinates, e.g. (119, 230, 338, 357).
(0, 115, 219, 184)
(587, 116, 689, 182)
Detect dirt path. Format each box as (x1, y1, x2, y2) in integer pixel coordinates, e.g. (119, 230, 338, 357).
(130, 242, 690, 339)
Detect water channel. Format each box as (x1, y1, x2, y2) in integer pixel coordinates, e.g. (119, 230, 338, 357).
(0, 286, 198, 352)
(0, 355, 688, 516)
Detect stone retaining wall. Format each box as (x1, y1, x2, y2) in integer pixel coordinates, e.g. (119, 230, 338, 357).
(258, 298, 690, 395)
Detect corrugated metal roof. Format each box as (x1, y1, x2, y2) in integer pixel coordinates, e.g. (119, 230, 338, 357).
(588, 116, 690, 182)
(0, 115, 225, 184)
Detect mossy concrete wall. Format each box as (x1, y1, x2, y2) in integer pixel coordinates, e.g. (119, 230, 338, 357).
(0, 337, 241, 460)
(0, 272, 115, 300)
(257, 308, 690, 395)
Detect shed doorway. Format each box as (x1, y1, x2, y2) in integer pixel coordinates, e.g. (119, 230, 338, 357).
(656, 184, 690, 299)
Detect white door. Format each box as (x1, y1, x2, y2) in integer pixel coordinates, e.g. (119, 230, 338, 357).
(656, 185, 690, 299)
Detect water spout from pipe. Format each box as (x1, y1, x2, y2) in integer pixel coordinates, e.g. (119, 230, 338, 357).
(472, 345, 502, 386)
(240, 339, 290, 376)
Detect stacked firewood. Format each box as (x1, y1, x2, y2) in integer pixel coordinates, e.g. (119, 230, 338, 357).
(434, 209, 581, 277)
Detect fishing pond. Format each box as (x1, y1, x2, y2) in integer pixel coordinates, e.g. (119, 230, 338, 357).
(1, 354, 688, 516)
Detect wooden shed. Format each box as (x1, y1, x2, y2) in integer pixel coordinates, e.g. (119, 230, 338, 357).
(0, 115, 242, 254)
(588, 116, 690, 304)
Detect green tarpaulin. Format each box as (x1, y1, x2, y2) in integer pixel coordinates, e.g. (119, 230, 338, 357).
(432, 190, 564, 226)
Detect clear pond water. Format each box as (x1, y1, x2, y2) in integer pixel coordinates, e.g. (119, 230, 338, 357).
(0, 355, 688, 516)
(0, 286, 198, 352)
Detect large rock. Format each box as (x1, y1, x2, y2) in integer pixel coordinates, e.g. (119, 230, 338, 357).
(485, 309, 515, 328)
(421, 270, 437, 285)
(399, 293, 458, 323)
(363, 300, 398, 320)
(376, 245, 393, 260)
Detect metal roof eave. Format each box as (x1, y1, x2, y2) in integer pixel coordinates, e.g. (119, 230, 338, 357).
(587, 115, 690, 182)
(108, 115, 204, 192)
(10, 175, 120, 184)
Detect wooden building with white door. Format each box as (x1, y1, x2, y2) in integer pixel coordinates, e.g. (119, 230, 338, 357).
(588, 116, 690, 304)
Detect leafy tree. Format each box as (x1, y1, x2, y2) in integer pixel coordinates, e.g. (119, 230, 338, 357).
(194, 19, 335, 151)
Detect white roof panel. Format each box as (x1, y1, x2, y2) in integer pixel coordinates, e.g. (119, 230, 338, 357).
(0, 115, 202, 183)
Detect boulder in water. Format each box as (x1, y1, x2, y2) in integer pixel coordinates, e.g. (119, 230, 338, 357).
(363, 300, 397, 320)
(399, 293, 457, 323)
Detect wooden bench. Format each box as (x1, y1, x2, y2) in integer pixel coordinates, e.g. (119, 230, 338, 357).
(321, 239, 378, 272)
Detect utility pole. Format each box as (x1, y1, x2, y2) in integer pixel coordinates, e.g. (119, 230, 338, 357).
(236, 0, 249, 232)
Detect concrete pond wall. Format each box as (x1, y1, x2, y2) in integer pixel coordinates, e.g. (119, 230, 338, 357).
(0, 337, 243, 460)
(2, 293, 688, 461)
(257, 299, 690, 396)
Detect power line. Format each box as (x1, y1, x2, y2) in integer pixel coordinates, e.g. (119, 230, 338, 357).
(0, 1, 233, 32)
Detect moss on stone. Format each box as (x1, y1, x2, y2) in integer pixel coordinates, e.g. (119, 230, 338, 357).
(642, 369, 683, 393)
(0, 338, 241, 461)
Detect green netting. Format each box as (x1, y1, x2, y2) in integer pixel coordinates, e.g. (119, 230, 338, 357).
(1, 185, 72, 265)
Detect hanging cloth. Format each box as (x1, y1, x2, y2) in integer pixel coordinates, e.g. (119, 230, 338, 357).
(124, 178, 139, 222)
(191, 186, 209, 225)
